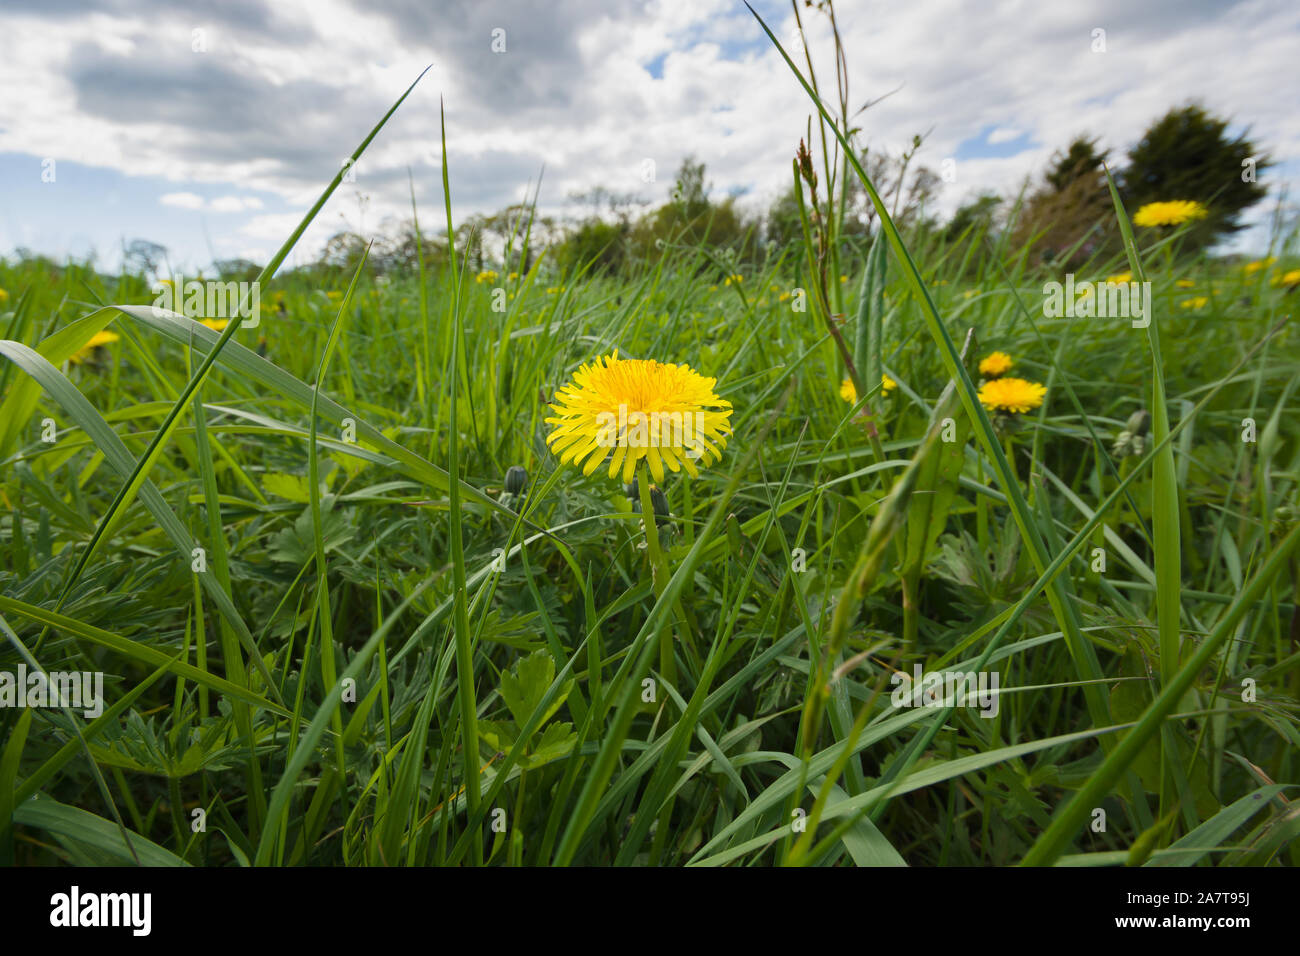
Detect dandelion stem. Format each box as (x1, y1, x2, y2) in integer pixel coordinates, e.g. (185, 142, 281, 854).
(638, 468, 677, 688)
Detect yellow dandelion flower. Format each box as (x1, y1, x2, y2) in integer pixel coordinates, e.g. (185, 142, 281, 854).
(979, 352, 1014, 378)
(1178, 296, 1209, 309)
(978, 377, 1046, 414)
(475, 270, 498, 285)
(545, 352, 733, 484)
(1175, 278, 1195, 288)
(1272, 269, 1300, 288)
(839, 373, 895, 404)
(1132, 200, 1208, 228)
(199, 318, 229, 331)
(1105, 272, 1132, 284)
(507, 272, 519, 281)
(723, 274, 743, 286)
(69, 330, 121, 364)
(0, 288, 9, 303)
(89, 330, 119, 347)
(1243, 257, 1276, 275)
(778, 292, 791, 302)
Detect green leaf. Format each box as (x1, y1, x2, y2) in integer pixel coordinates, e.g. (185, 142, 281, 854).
(478, 719, 519, 754)
(500, 649, 573, 731)
(1146, 785, 1292, 866)
(0, 708, 33, 862)
(1102, 165, 1183, 822)
(13, 794, 189, 866)
(0, 340, 283, 703)
(1023, 523, 1300, 865)
(263, 472, 312, 502)
(817, 779, 906, 867)
(853, 230, 887, 394)
(902, 330, 978, 579)
(522, 721, 578, 770)
(0, 311, 117, 457)
(269, 502, 356, 565)
(0, 594, 290, 720)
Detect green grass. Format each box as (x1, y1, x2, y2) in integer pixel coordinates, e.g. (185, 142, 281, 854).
(1, 65, 1299, 867)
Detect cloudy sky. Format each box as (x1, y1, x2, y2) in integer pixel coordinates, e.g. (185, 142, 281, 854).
(2, 0, 1297, 272)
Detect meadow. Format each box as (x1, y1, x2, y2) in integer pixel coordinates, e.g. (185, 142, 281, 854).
(1, 63, 1299, 868)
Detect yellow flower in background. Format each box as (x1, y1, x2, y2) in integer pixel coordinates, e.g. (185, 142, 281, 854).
(1105, 272, 1132, 284)
(199, 318, 230, 331)
(545, 352, 732, 483)
(508, 272, 519, 281)
(1175, 279, 1195, 288)
(1243, 257, 1276, 275)
(1272, 269, 1300, 288)
(979, 352, 1014, 378)
(722, 274, 743, 286)
(841, 374, 895, 403)
(978, 377, 1046, 415)
(0, 287, 9, 303)
(1179, 296, 1210, 309)
(69, 330, 120, 364)
(475, 270, 498, 285)
(1132, 200, 1208, 228)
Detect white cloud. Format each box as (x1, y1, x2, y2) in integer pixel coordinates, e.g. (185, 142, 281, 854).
(159, 191, 205, 210)
(1, 0, 1296, 266)
(158, 192, 264, 213)
(211, 195, 264, 212)
(987, 128, 1024, 145)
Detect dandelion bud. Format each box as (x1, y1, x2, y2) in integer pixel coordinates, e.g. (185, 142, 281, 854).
(1272, 504, 1297, 536)
(626, 481, 670, 524)
(504, 465, 528, 496)
(648, 484, 670, 519)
